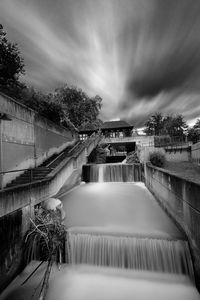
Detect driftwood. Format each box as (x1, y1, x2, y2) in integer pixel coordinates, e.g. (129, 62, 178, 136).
(23, 206, 66, 300)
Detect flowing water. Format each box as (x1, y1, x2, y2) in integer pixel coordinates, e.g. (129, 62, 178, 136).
(62, 182, 194, 279)
(86, 163, 141, 182)
(67, 231, 193, 276)
(1, 164, 199, 300)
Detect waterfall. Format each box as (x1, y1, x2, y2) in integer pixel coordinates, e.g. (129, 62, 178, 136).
(66, 231, 194, 279)
(83, 163, 142, 182)
(98, 165, 104, 182)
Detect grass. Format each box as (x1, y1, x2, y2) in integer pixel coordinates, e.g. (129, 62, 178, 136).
(164, 161, 200, 184)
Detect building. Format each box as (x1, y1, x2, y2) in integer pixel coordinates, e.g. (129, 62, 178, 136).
(101, 120, 133, 138)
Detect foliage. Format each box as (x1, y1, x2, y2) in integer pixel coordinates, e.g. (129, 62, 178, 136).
(144, 113, 188, 137)
(53, 85, 102, 129)
(126, 151, 140, 163)
(24, 207, 66, 264)
(15, 86, 77, 131)
(149, 151, 165, 168)
(0, 24, 25, 92)
(23, 207, 66, 300)
(188, 119, 200, 144)
(144, 113, 163, 136)
(88, 146, 107, 164)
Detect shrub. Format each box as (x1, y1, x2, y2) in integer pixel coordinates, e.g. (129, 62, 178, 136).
(149, 151, 165, 168)
(126, 151, 140, 163)
(88, 146, 107, 164)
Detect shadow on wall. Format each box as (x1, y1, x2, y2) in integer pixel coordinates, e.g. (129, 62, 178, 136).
(0, 209, 23, 292)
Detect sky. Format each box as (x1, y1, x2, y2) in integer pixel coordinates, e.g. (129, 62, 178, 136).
(0, 0, 200, 127)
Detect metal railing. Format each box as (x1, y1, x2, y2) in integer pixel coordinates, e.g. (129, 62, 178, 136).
(0, 167, 53, 190)
(0, 134, 101, 191)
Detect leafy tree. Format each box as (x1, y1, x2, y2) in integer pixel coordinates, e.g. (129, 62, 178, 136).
(19, 86, 77, 132)
(193, 119, 200, 130)
(143, 113, 164, 136)
(144, 113, 188, 137)
(0, 24, 25, 93)
(53, 85, 102, 129)
(188, 119, 200, 143)
(163, 114, 187, 137)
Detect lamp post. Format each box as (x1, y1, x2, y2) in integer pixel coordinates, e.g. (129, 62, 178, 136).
(0, 112, 12, 189)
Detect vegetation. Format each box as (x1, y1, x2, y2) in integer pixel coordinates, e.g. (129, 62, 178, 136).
(149, 151, 166, 168)
(126, 151, 140, 164)
(0, 24, 25, 96)
(0, 24, 103, 130)
(144, 113, 188, 137)
(88, 145, 107, 164)
(23, 206, 66, 300)
(188, 119, 200, 144)
(53, 85, 102, 129)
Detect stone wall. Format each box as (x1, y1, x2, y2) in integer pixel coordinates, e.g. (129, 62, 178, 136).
(145, 163, 200, 288)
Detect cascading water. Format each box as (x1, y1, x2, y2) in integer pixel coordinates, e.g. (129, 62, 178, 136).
(98, 165, 104, 182)
(66, 165, 195, 285)
(66, 230, 194, 279)
(84, 163, 142, 182)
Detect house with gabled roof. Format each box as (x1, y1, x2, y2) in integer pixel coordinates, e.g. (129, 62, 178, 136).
(101, 120, 134, 138)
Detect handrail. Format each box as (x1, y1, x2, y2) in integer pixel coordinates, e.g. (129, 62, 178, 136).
(0, 166, 53, 175)
(45, 141, 82, 168)
(0, 134, 100, 191)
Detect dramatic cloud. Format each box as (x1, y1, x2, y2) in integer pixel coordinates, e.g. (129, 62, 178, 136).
(0, 0, 200, 126)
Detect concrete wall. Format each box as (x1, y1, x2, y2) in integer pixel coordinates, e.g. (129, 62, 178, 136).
(191, 141, 200, 165)
(0, 133, 100, 291)
(0, 93, 76, 187)
(138, 145, 190, 163)
(145, 163, 200, 288)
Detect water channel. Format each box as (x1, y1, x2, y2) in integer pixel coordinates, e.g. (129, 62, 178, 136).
(1, 164, 200, 300)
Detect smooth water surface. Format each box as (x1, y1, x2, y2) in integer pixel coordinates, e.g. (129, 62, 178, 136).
(1, 263, 199, 300)
(61, 182, 184, 240)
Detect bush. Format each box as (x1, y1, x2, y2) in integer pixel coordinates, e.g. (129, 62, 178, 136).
(149, 151, 165, 168)
(88, 146, 107, 164)
(126, 151, 140, 163)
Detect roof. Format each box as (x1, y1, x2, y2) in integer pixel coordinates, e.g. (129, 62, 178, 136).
(101, 120, 133, 130)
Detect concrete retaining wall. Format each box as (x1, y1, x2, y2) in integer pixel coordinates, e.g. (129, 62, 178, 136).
(138, 145, 190, 163)
(0, 93, 76, 187)
(191, 142, 200, 165)
(0, 134, 100, 291)
(145, 163, 200, 288)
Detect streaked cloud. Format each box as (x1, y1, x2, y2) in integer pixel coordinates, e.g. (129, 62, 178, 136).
(0, 0, 200, 126)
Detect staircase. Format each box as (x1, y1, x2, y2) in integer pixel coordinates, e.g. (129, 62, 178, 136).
(5, 141, 82, 189)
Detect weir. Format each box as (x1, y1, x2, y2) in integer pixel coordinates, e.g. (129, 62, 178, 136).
(62, 163, 195, 284)
(1, 163, 199, 300)
(82, 163, 142, 182)
(67, 230, 193, 277)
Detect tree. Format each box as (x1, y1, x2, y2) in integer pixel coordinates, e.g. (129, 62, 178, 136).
(0, 24, 25, 93)
(144, 113, 188, 137)
(188, 119, 200, 144)
(18, 86, 77, 132)
(53, 85, 102, 129)
(143, 113, 164, 136)
(163, 114, 187, 137)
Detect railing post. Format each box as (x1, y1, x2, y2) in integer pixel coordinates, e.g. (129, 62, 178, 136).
(30, 169, 33, 184)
